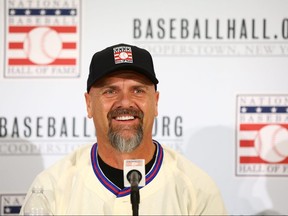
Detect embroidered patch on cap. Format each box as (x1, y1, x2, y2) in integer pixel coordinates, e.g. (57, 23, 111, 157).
(113, 46, 133, 64)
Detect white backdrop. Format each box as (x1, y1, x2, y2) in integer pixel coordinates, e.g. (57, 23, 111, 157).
(1, 0, 288, 215)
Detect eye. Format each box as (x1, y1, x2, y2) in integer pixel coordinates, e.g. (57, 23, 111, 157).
(102, 88, 116, 95)
(133, 88, 145, 94)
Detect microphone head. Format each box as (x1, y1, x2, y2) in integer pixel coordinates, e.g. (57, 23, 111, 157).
(127, 170, 142, 184)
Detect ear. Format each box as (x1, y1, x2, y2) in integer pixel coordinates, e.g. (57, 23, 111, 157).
(84, 92, 93, 118)
(154, 91, 160, 117)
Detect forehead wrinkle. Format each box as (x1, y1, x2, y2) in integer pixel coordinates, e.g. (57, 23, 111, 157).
(104, 77, 149, 89)
(90, 70, 154, 92)
(106, 71, 153, 86)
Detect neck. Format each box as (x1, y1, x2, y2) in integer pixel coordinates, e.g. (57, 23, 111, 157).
(97, 139, 156, 170)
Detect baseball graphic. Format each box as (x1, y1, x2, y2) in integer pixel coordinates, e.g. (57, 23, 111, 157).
(254, 125, 288, 163)
(119, 51, 128, 59)
(23, 27, 62, 65)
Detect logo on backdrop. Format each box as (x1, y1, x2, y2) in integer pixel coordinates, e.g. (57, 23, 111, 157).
(4, 0, 81, 77)
(153, 115, 184, 153)
(132, 18, 288, 56)
(236, 95, 288, 176)
(0, 194, 25, 215)
(0, 115, 184, 155)
(0, 116, 96, 155)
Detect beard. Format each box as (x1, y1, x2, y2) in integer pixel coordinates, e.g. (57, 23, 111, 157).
(107, 108, 144, 153)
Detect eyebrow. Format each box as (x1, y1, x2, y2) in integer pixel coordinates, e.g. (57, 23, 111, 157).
(100, 83, 149, 90)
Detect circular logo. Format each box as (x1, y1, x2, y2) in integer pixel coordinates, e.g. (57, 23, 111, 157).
(254, 125, 288, 163)
(23, 27, 62, 65)
(119, 51, 129, 60)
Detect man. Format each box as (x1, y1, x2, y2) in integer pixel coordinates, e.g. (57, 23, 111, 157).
(20, 43, 227, 215)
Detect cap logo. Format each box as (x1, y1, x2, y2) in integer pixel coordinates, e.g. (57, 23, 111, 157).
(113, 46, 133, 64)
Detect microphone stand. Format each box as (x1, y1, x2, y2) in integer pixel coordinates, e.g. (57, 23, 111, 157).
(130, 181, 140, 216)
(127, 170, 142, 216)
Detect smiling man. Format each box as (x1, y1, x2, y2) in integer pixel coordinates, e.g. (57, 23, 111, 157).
(20, 43, 227, 215)
(85, 71, 158, 169)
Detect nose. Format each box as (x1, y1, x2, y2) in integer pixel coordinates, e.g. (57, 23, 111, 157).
(115, 91, 134, 108)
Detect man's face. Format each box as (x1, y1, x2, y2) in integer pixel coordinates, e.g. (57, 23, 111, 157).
(85, 70, 159, 152)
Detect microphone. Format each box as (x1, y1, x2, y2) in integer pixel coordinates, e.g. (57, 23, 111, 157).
(124, 159, 145, 216)
(127, 170, 142, 216)
(127, 170, 142, 187)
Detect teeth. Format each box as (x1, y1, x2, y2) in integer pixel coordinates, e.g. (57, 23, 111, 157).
(116, 116, 135, 121)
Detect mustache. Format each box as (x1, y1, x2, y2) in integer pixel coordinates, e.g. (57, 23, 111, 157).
(107, 108, 144, 120)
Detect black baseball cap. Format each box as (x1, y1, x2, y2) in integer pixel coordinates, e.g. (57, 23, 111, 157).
(87, 43, 159, 92)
